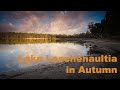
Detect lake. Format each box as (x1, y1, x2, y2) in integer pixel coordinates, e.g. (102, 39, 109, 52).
(0, 41, 90, 74)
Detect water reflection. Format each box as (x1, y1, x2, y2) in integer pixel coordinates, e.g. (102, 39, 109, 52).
(0, 40, 90, 73)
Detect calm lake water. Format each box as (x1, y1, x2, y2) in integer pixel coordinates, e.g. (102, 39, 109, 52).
(0, 41, 90, 73)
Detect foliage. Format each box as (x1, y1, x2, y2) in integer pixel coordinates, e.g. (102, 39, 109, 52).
(88, 11, 120, 39)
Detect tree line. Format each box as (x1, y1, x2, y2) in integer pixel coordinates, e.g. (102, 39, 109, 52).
(0, 32, 56, 39)
(0, 32, 92, 39)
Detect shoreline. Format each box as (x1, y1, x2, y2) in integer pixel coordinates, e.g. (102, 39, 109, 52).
(0, 38, 120, 79)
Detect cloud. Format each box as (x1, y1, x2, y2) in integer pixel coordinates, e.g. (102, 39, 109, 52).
(0, 23, 17, 32)
(0, 11, 102, 34)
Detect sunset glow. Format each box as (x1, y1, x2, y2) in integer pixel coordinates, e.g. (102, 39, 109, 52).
(0, 11, 106, 35)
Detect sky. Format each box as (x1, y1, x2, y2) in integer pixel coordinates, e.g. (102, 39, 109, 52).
(0, 11, 106, 35)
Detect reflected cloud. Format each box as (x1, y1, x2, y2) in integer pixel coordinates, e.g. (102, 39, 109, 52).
(0, 42, 90, 73)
